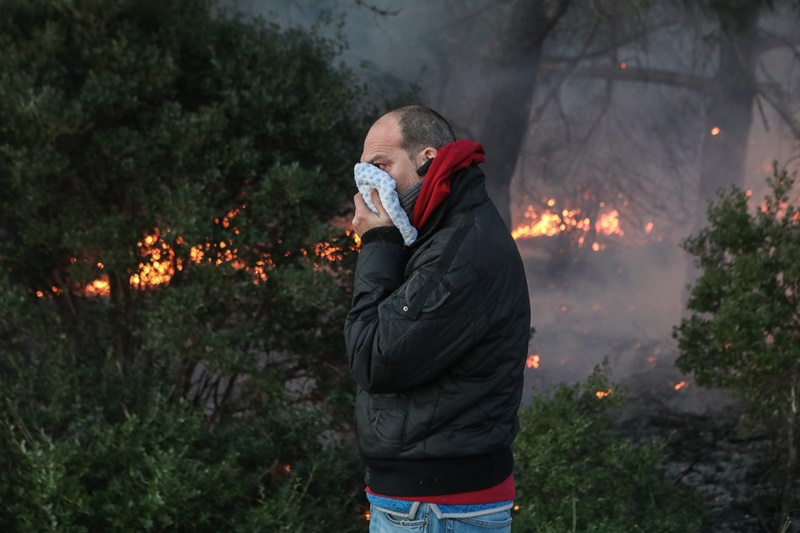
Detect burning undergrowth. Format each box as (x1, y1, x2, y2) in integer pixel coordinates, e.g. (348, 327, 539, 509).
(517, 234, 691, 398)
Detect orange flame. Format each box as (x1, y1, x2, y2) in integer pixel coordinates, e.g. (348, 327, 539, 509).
(595, 210, 623, 236)
(59, 199, 361, 298)
(84, 278, 110, 297)
(129, 229, 179, 289)
(595, 389, 613, 398)
(526, 354, 540, 369)
(73, 223, 357, 296)
(511, 198, 625, 248)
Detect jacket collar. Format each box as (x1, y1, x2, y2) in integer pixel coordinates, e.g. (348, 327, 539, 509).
(412, 164, 489, 246)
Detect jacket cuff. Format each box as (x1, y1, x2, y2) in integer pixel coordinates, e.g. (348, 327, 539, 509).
(360, 226, 404, 246)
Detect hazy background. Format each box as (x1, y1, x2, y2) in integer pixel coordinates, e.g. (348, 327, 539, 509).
(230, 0, 800, 410)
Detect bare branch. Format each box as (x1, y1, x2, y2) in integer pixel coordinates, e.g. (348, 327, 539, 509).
(352, 0, 400, 17)
(545, 19, 684, 63)
(542, 63, 707, 93)
(757, 82, 800, 140)
(754, 28, 800, 56)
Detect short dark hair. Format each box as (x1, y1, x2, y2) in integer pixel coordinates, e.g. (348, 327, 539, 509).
(391, 105, 455, 158)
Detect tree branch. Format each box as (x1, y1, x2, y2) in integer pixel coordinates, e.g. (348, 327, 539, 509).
(541, 63, 707, 93)
(352, 0, 400, 17)
(756, 82, 800, 140)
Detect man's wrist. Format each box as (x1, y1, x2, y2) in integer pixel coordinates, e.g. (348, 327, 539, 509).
(360, 226, 404, 246)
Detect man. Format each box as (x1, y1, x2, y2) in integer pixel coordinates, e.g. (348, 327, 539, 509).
(344, 105, 530, 532)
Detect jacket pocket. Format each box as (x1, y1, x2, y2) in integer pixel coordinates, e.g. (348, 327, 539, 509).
(372, 395, 409, 444)
(404, 270, 452, 314)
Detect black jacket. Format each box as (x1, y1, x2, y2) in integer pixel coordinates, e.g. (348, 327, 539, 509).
(344, 164, 530, 497)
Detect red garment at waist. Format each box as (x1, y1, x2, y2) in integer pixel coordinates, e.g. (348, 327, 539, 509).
(366, 473, 515, 505)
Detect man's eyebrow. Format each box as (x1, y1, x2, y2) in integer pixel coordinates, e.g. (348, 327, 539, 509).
(367, 156, 387, 165)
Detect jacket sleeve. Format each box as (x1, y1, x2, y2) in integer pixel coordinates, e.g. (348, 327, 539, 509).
(344, 224, 488, 394)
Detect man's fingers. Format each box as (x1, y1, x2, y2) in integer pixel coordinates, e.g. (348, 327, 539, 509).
(353, 190, 381, 218)
(353, 192, 368, 210)
(370, 188, 386, 214)
(351, 192, 376, 235)
(352, 190, 393, 237)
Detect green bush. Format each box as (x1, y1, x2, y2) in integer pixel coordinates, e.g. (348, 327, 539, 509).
(513, 363, 705, 532)
(0, 0, 370, 530)
(0, 351, 366, 531)
(674, 164, 800, 529)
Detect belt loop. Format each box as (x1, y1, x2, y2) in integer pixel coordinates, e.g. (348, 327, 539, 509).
(408, 501, 421, 519)
(429, 503, 444, 519)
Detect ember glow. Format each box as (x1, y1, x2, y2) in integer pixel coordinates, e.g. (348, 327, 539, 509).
(84, 278, 111, 296)
(130, 230, 181, 289)
(595, 389, 613, 398)
(39, 203, 359, 298)
(35, 286, 64, 298)
(123, 225, 345, 293)
(511, 196, 638, 250)
(526, 354, 540, 369)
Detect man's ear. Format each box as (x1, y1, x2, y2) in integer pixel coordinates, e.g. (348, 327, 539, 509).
(415, 146, 438, 176)
(421, 146, 438, 160)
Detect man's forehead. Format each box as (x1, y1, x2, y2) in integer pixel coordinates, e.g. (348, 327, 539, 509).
(362, 115, 402, 159)
(367, 115, 401, 142)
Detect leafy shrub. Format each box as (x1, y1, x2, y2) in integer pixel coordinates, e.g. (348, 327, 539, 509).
(0, 345, 368, 532)
(674, 164, 800, 529)
(0, 0, 370, 530)
(513, 363, 705, 532)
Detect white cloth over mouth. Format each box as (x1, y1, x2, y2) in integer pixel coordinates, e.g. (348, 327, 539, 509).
(354, 162, 418, 246)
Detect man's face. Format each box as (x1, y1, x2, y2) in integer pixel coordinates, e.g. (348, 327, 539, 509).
(360, 114, 425, 195)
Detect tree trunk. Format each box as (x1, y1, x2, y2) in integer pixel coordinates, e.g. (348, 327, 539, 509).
(684, 14, 760, 298)
(695, 15, 759, 231)
(478, 1, 567, 228)
(110, 269, 134, 373)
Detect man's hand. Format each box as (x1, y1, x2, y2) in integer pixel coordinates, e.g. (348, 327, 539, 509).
(353, 188, 394, 237)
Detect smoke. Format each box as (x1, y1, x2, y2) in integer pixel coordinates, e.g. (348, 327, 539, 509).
(521, 240, 687, 391)
(228, 1, 444, 91)
(229, 1, 800, 409)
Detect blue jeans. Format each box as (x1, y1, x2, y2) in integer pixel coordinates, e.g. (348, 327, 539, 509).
(369, 502, 512, 532)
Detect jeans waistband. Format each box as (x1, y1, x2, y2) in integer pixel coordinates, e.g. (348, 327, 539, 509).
(367, 494, 513, 519)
